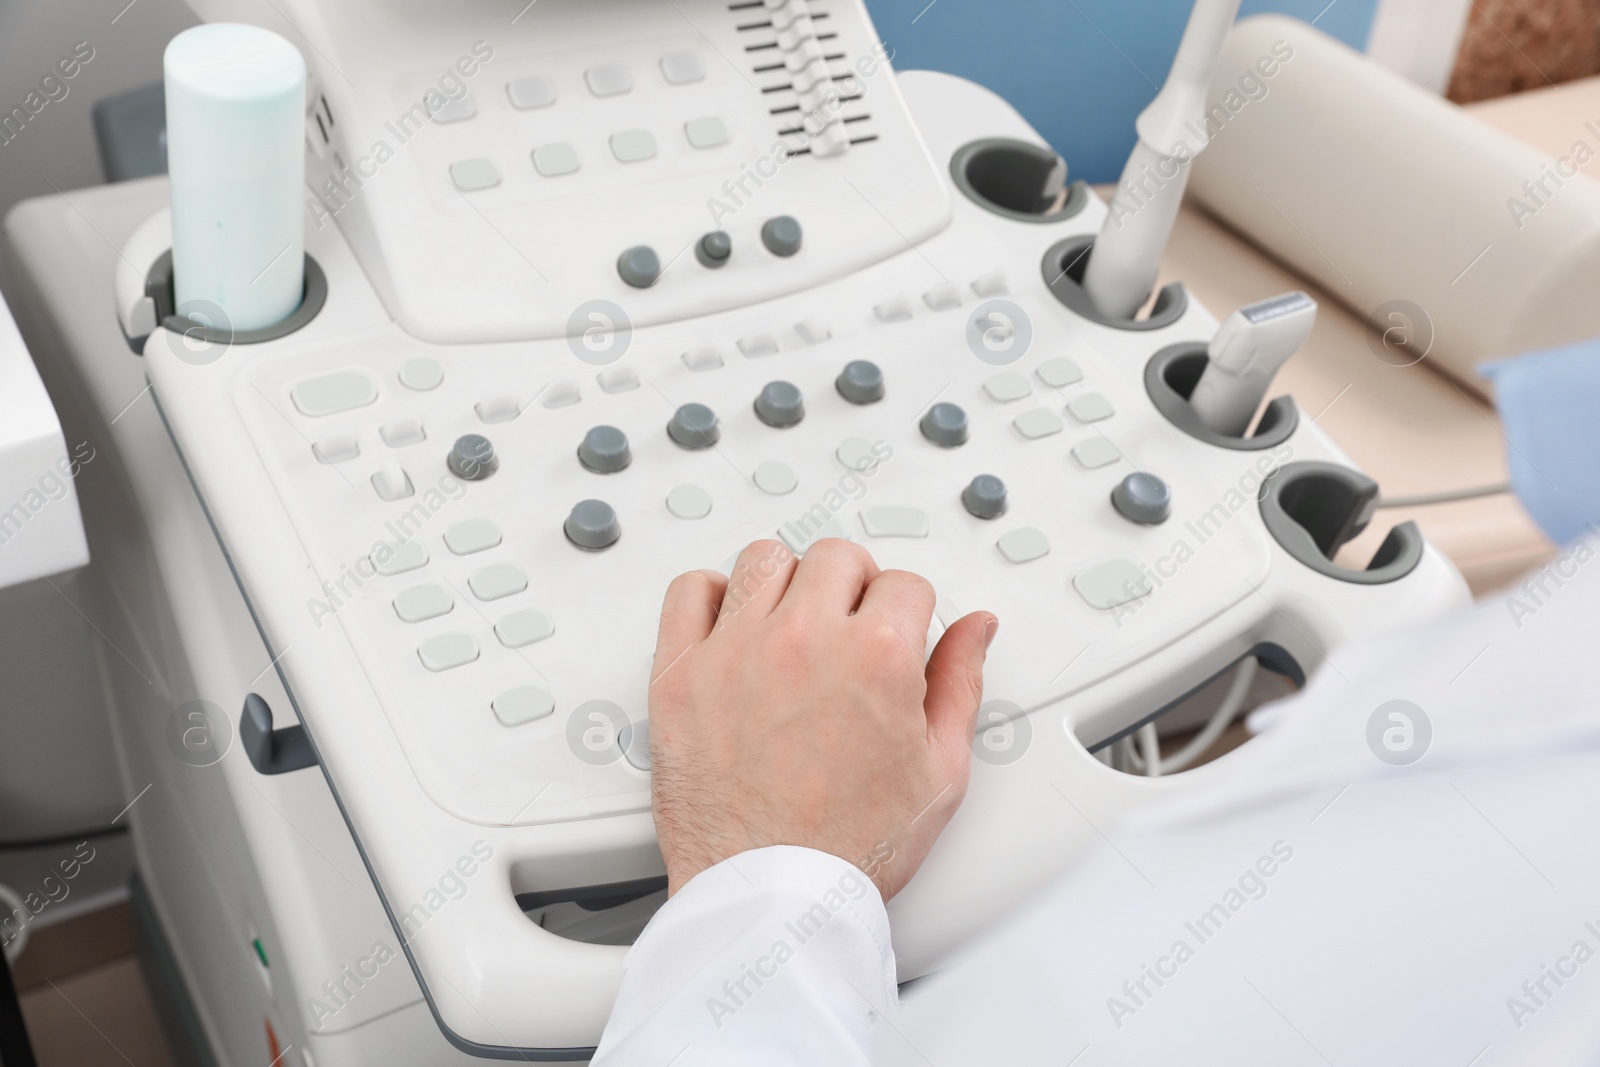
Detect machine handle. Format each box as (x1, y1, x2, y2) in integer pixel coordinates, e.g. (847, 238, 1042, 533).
(239, 693, 318, 775)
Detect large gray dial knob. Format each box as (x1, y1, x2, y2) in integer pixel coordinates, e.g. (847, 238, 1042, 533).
(754, 381, 805, 428)
(920, 402, 969, 448)
(668, 403, 720, 449)
(578, 425, 631, 473)
(564, 499, 621, 550)
(962, 475, 1008, 520)
(447, 434, 498, 480)
(617, 245, 661, 288)
(835, 360, 884, 405)
(1112, 472, 1172, 525)
(761, 215, 802, 257)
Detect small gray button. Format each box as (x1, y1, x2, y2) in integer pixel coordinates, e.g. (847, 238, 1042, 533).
(399, 357, 443, 391)
(1037, 357, 1084, 388)
(291, 371, 377, 417)
(533, 142, 580, 177)
(449, 158, 500, 192)
(444, 518, 502, 555)
(696, 230, 731, 268)
(585, 64, 633, 97)
(685, 116, 728, 148)
(1068, 391, 1115, 423)
(496, 609, 555, 648)
(1014, 408, 1064, 440)
(997, 527, 1050, 564)
(660, 51, 706, 84)
(394, 584, 453, 623)
(448, 434, 498, 480)
(754, 381, 804, 427)
(1112, 472, 1171, 525)
(668, 403, 719, 449)
(470, 562, 529, 601)
(493, 685, 555, 727)
(666, 484, 713, 520)
(1073, 437, 1122, 469)
(761, 215, 802, 257)
(1074, 558, 1152, 610)
(610, 129, 657, 163)
(836, 361, 884, 405)
(860, 507, 929, 538)
(565, 499, 621, 550)
(418, 632, 479, 672)
(618, 246, 661, 289)
(507, 76, 556, 110)
(373, 540, 428, 576)
(753, 460, 798, 495)
(962, 475, 1008, 520)
(920, 402, 969, 447)
(579, 425, 631, 473)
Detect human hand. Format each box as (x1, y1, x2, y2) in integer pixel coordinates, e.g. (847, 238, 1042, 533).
(647, 538, 996, 901)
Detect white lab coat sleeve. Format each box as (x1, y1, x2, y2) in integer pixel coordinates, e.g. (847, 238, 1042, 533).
(592, 845, 898, 1066)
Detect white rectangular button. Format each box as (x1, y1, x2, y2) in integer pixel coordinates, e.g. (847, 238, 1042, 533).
(1014, 408, 1064, 440)
(585, 64, 633, 97)
(493, 685, 555, 726)
(374, 540, 428, 576)
(1073, 437, 1121, 469)
(470, 562, 528, 601)
(449, 158, 499, 192)
(597, 366, 640, 393)
(394, 584, 453, 623)
(1067, 392, 1115, 423)
(444, 519, 501, 555)
(860, 507, 929, 538)
(983, 372, 1031, 403)
(738, 333, 779, 358)
(507, 76, 556, 110)
(418, 632, 478, 672)
(496, 609, 555, 648)
(1074, 559, 1151, 610)
(291, 371, 377, 417)
(997, 528, 1050, 564)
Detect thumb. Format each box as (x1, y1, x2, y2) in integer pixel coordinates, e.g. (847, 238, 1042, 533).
(923, 612, 996, 772)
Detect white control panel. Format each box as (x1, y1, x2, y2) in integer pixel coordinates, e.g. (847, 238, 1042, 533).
(190, 0, 951, 344)
(144, 2, 1469, 1055)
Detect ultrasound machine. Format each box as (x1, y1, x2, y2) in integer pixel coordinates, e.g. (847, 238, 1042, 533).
(1, 0, 1481, 1062)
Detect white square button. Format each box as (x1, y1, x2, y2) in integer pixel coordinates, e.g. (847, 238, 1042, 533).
(660, 51, 706, 84)
(685, 116, 728, 149)
(585, 64, 633, 97)
(610, 130, 657, 163)
(533, 143, 580, 177)
(507, 76, 556, 110)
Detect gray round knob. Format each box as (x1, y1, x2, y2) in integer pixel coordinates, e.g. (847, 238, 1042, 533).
(761, 215, 803, 257)
(962, 475, 1008, 520)
(696, 231, 732, 268)
(836, 360, 884, 405)
(617, 245, 661, 288)
(578, 425, 631, 473)
(447, 434, 498, 480)
(920, 402, 969, 448)
(564, 499, 621, 550)
(1112, 472, 1172, 525)
(754, 381, 804, 428)
(667, 403, 720, 449)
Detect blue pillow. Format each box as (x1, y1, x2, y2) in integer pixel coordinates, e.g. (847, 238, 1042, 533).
(1482, 340, 1600, 546)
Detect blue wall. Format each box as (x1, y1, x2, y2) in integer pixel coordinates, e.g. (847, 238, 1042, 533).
(864, 0, 1379, 183)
